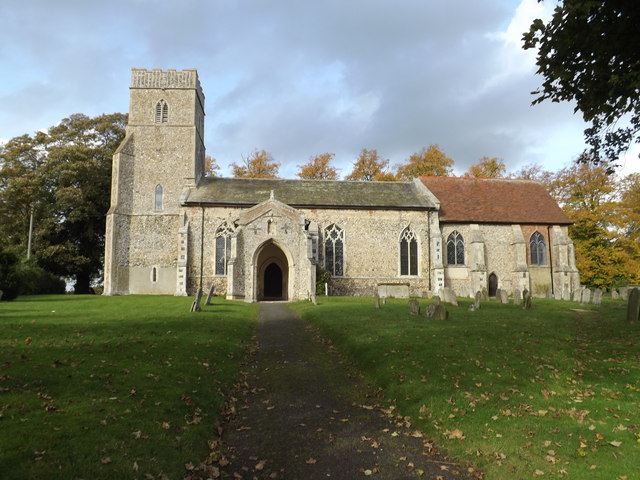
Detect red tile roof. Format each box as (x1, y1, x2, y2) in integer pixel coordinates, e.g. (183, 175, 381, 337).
(419, 176, 571, 225)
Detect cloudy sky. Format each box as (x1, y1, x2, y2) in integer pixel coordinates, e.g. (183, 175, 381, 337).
(1, 0, 637, 178)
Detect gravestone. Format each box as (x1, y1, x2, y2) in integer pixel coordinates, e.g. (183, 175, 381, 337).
(620, 286, 629, 301)
(426, 296, 448, 320)
(611, 289, 619, 300)
(481, 287, 489, 301)
(581, 288, 592, 304)
(440, 287, 458, 306)
(311, 293, 317, 305)
(572, 289, 581, 302)
(561, 287, 571, 302)
(513, 289, 522, 306)
(408, 298, 420, 316)
(593, 288, 603, 306)
(378, 283, 410, 299)
(554, 287, 562, 301)
(205, 284, 215, 305)
(522, 289, 532, 310)
(468, 291, 481, 311)
(498, 289, 509, 304)
(627, 288, 640, 323)
(375, 294, 380, 309)
(190, 288, 203, 312)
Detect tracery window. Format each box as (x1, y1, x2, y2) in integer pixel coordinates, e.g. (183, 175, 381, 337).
(154, 184, 163, 210)
(324, 224, 344, 276)
(400, 226, 418, 276)
(155, 100, 168, 123)
(446, 231, 465, 265)
(530, 231, 546, 266)
(215, 222, 234, 275)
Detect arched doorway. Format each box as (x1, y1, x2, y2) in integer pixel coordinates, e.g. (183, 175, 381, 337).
(488, 273, 498, 297)
(263, 263, 283, 299)
(255, 241, 289, 301)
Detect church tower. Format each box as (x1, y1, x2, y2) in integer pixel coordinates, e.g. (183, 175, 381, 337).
(104, 69, 205, 295)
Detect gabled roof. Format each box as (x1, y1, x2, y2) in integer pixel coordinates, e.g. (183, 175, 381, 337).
(419, 176, 571, 225)
(185, 177, 437, 210)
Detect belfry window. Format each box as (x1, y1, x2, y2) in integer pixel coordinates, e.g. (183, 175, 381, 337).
(400, 226, 418, 276)
(155, 100, 168, 123)
(324, 224, 344, 276)
(215, 222, 234, 275)
(446, 231, 465, 265)
(530, 231, 546, 266)
(154, 184, 163, 210)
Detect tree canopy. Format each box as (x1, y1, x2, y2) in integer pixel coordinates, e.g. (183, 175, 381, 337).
(345, 149, 394, 181)
(296, 153, 339, 180)
(395, 145, 454, 180)
(523, 0, 640, 170)
(231, 150, 280, 178)
(0, 113, 127, 293)
(465, 156, 507, 178)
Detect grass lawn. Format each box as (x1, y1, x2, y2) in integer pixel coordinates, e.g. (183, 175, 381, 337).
(0, 295, 258, 480)
(292, 296, 640, 480)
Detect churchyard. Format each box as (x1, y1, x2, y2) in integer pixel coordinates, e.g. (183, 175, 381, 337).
(0, 295, 258, 480)
(0, 292, 638, 479)
(292, 293, 640, 480)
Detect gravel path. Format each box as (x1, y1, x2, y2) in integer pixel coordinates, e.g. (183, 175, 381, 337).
(214, 302, 469, 480)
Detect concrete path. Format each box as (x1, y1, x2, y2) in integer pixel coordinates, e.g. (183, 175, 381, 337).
(215, 302, 468, 479)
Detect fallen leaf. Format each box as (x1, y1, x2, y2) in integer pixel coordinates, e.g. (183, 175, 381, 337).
(100, 457, 112, 464)
(448, 429, 465, 440)
(305, 458, 317, 464)
(609, 440, 622, 447)
(363, 469, 373, 476)
(255, 460, 266, 471)
(533, 469, 545, 477)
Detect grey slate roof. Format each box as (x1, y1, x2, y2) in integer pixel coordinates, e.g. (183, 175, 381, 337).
(184, 177, 437, 210)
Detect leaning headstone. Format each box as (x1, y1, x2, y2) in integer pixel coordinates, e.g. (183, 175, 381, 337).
(611, 289, 619, 300)
(205, 284, 215, 305)
(522, 289, 532, 310)
(481, 287, 489, 301)
(425, 296, 440, 317)
(593, 288, 603, 306)
(407, 298, 420, 316)
(627, 288, 640, 323)
(190, 288, 203, 312)
(581, 288, 592, 304)
(513, 289, 522, 306)
(440, 287, 458, 306)
(498, 289, 509, 304)
(426, 297, 448, 320)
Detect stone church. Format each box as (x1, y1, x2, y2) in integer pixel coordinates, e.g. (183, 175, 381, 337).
(104, 68, 580, 301)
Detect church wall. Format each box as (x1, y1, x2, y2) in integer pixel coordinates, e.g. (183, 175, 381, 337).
(299, 208, 430, 297)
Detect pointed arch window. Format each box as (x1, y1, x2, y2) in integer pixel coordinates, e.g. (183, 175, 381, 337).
(215, 222, 235, 275)
(154, 184, 163, 210)
(400, 226, 418, 276)
(155, 100, 168, 123)
(324, 224, 344, 276)
(530, 231, 546, 266)
(446, 231, 465, 265)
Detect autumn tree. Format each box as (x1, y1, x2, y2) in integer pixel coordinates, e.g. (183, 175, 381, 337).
(231, 149, 280, 179)
(345, 149, 395, 181)
(296, 153, 339, 180)
(465, 156, 507, 178)
(512, 163, 554, 183)
(548, 162, 639, 287)
(523, 1, 640, 170)
(205, 156, 220, 177)
(395, 145, 454, 180)
(0, 113, 127, 293)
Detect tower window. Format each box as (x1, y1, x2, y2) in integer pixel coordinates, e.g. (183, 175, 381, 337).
(154, 184, 163, 210)
(155, 100, 168, 123)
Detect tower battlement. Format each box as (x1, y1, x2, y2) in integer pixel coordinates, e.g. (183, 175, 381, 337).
(130, 68, 203, 98)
